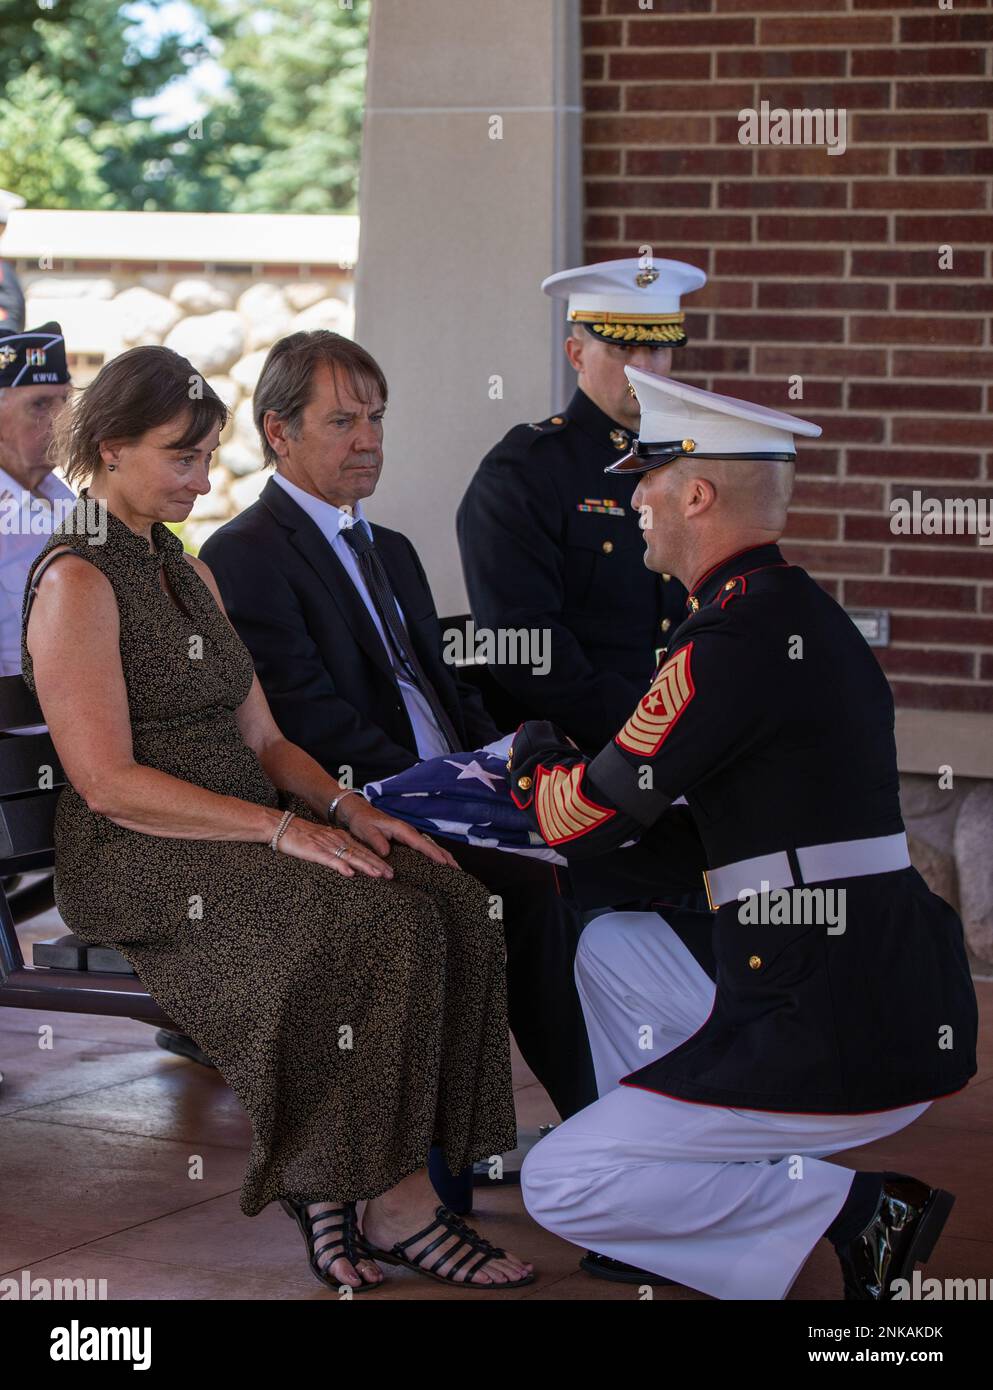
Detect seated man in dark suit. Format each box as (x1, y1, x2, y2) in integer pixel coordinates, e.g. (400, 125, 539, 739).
(201, 330, 596, 1135)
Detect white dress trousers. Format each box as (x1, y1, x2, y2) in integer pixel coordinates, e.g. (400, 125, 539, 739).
(521, 910, 931, 1299)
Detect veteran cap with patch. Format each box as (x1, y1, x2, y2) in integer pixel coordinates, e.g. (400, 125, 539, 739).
(0, 321, 69, 388)
(605, 366, 822, 476)
(542, 256, 706, 348)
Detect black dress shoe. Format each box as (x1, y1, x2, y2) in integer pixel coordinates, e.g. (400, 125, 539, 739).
(836, 1172, 955, 1300)
(154, 1029, 216, 1069)
(580, 1251, 675, 1286)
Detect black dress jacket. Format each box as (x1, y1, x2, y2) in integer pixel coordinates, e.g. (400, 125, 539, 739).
(507, 543, 979, 1115)
(457, 387, 687, 752)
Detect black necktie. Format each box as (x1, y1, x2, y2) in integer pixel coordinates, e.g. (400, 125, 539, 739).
(341, 524, 460, 752)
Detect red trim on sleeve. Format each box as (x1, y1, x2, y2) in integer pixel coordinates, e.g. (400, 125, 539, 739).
(615, 642, 695, 759)
(533, 762, 616, 846)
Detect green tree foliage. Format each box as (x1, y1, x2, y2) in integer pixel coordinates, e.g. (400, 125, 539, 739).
(0, 0, 211, 208)
(194, 0, 369, 214)
(0, 0, 368, 213)
(0, 68, 106, 207)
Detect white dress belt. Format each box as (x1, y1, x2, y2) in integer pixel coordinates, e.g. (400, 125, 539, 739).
(702, 832, 911, 910)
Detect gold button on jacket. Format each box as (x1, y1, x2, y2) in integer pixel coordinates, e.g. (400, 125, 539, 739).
(748, 955, 762, 970)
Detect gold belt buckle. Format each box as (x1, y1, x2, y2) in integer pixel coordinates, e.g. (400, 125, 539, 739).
(702, 868, 717, 912)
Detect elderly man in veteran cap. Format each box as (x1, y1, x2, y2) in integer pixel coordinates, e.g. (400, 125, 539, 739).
(457, 257, 705, 754)
(0, 321, 72, 677)
(512, 367, 978, 1301)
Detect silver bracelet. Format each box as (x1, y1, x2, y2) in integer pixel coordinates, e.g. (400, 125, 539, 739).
(327, 788, 366, 825)
(269, 809, 295, 852)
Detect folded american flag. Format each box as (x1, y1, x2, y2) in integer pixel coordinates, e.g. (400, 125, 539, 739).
(363, 734, 568, 865)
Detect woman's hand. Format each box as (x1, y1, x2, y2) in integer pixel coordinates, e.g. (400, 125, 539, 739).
(339, 799, 462, 870)
(276, 815, 394, 879)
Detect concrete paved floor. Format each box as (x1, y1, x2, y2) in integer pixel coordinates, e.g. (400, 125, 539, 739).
(2, 908, 991, 1301)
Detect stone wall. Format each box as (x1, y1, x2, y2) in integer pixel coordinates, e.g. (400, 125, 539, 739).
(23, 267, 353, 553)
(902, 773, 993, 975)
(6, 209, 357, 551)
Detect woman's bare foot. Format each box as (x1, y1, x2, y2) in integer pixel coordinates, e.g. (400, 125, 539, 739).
(362, 1169, 533, 1286)
(304, 1202, 384, 1289)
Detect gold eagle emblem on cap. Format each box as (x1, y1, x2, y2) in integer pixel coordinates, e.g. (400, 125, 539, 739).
(0, 345, 17, 368)
(635, 267, 660, 288)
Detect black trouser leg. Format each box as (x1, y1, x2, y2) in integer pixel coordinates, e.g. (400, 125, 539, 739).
(428, 1147, 474, 1213)
(443, 841, 597, 1120)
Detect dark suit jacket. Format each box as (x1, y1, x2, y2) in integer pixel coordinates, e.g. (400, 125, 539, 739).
(199, 477, 499, 786)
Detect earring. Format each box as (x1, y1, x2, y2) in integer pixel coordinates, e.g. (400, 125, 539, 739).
(107, 463, 117, 471)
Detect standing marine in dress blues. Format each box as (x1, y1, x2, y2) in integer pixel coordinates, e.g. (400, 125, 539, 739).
(457, 258, 705, 752)
(512, 368, 978, 1301)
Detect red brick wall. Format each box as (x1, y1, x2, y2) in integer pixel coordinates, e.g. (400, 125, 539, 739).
(582, 0, 993, 714)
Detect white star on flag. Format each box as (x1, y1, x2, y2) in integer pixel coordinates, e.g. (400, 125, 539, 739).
(444, 757, 504, 793)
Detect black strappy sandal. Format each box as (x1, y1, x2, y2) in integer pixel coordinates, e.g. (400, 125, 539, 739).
(360, 1204, 535, 1289)
(280, 1198, 382, 1293)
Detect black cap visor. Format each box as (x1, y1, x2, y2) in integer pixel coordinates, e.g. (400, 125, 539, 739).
(605, 440, 798, 476)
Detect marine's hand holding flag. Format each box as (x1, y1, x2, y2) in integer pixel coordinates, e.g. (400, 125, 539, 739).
(363, 734, 590, 865)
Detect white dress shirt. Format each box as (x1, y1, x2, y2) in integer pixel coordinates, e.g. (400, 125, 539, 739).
(0, 465, 76, 677)
(271, 472, 450, 759)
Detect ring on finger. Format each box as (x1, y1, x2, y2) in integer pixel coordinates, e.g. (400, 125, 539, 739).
(333, 844, 349, 860)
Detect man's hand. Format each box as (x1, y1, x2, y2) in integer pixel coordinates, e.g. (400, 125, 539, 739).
(339, 798, 462, 869)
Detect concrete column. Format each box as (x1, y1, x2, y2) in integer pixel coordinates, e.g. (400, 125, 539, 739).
(354, 0, 582, 617)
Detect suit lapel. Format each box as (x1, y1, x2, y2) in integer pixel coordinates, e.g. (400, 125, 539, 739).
(259, 478, 396, 682)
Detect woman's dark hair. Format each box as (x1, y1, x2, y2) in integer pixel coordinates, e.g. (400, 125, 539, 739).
(253, 330, 388, 468)
(54, 345, 229, 486)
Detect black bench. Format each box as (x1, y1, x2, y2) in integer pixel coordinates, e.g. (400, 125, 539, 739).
(0, 674, 178, 1029)
(1, 623, 526, 1032)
